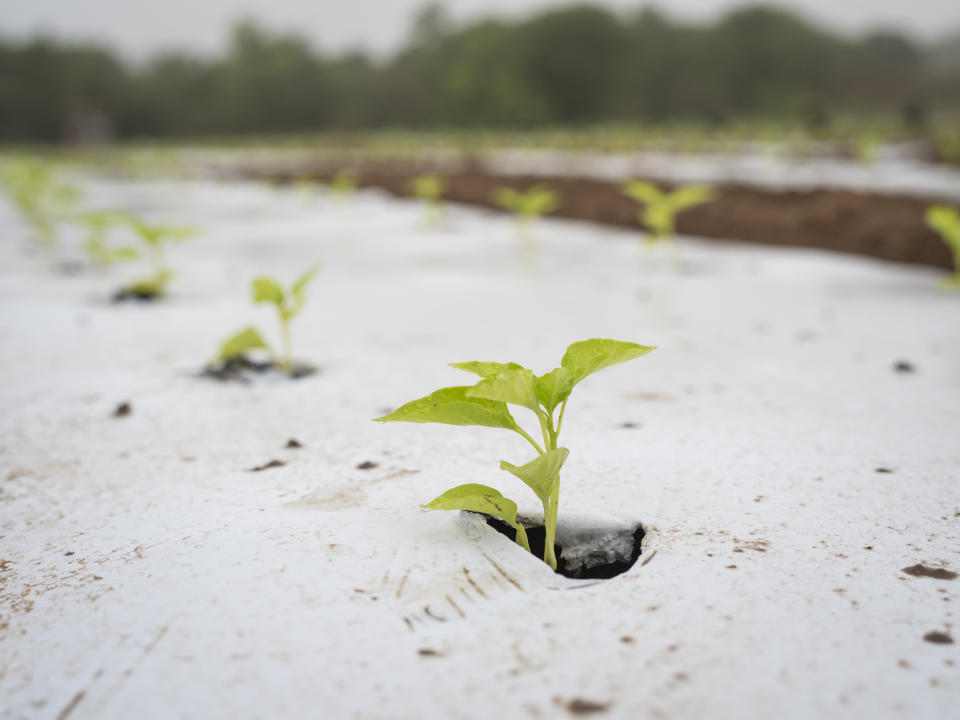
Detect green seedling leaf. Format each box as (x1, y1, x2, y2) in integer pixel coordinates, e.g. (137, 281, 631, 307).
(375, 386, 521, 431)
(128, 269, 173, 298)
(422, 483, 530, 552)
(411, 174, 444, 203)
(467, 368, 539, 412)
(926, 205, 960, 288)
(214, 326, 270, 364)
(666, 185, 714, 212)
(622, 180, 713, 244)
(500, 448, 569, 504)
(534, 367, 575, 413)
(287, 265, 320, 321)
(252, 277, 285, 306)
(450, 361, 527, 378)
(927, 206, 960, 251)
(561, 338, 656, 386)
(329, 170, 357, 196)
(493, 185, 558, 219)
(622, 180, 664, 206)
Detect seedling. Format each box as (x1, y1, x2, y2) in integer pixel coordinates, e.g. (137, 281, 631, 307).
(118, 215, 197, 299)
(1, 158, 80, 253)
(926, 205, 960, 289)
(375, 338, 655, 570)
(328, 170, 358, 197)
(855, 135, 879, 167)
(77, 211, 139, 268)
(410, 174, 445, 227)
(212, 267, 319, 375)
(493, 185, 558, 238)
(621, 180, 713, 246)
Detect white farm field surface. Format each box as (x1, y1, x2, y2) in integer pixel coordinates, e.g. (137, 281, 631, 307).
(0, 177, 958, 719)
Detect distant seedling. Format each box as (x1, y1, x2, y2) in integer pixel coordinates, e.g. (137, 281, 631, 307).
(493, 185, 558, 237)
(77, 211, 139, 268)
(1, 158, 80, 255)
(210, 267, 319, 378)
(114, 216, 197, 301)
(375, 338, 655, 571)
(328, 170, 358, 197)
(410, 174, 445, 227)
(621, 180, 713, 246)
(926, 205, 960, 289)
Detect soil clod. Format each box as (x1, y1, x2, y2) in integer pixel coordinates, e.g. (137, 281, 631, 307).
(356, 460, 378, 470)
(902, 564, 958, 580)
(112, 402, 131, 418)
(285, 438, 302, 449)
(563, 698, 611, 715)
(247, 459, 286, 472)
(923, 631, 954, 644)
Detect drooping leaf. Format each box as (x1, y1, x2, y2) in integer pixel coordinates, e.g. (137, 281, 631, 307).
(534, 367, 575, 413)
(374, 386, 520, 431)
(215, 326, 270, 363)
(500, 447, 569, 503)
(450, 361, 526, 378)
(422, 484, 531, 551)
(252, 277, 285, 306)
(666, 185, 714, 212)
(466, 368, 539, 411)
(561, 339, 656, 386)
(422, 483, 519, 524)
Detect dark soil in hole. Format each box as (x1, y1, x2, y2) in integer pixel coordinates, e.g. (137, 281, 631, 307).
(200, 355, 317, 383)
(479, 513, 645, 580)
(111, 287, 163, 303)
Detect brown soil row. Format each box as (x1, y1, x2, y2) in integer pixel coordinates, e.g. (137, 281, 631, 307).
(247, 163, 954, 270)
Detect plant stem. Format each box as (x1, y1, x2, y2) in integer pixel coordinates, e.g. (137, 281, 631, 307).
(515, 426, 545, 456)
(555, 399, 568, 437)
(541, 409, 559, 571)
(280, 316, 293, 374)
(543, 480, 559, 571)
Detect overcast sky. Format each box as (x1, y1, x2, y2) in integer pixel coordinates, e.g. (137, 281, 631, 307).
(2, 0, 959, 61)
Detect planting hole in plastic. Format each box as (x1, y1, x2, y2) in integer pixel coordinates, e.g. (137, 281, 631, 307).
(478, 513, 645, 580)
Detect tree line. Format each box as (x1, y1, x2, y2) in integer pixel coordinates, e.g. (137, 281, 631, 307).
(1, 3, 958, 141)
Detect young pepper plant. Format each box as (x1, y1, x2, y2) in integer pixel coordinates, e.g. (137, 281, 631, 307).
(410, 174, 445, 227)
(77, 211, 139, 268)
(1, 158, 81, 253)
(375, 339, 655, 571)
(493, 185, 558, 238)
(121, 215, 198, 298)
(213, 267, 319, 374)
(621, 180, 713, 245)
(926, 205, 960, 289)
